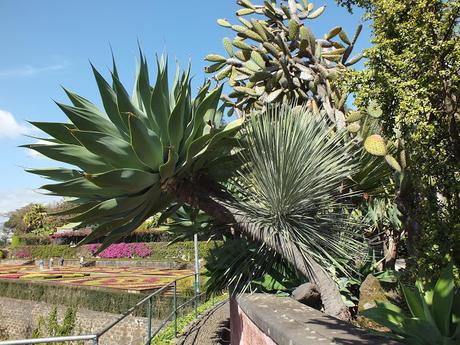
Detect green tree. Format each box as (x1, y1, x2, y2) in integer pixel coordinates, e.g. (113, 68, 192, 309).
(22, 204, 47, 232)
(340, 0, 460, 276)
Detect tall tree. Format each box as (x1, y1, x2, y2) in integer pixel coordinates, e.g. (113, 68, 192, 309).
(340, 0, 460, 275)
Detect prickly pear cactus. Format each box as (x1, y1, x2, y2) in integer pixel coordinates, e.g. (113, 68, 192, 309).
(364, 134, 387, 156)
(206, 0, 363, 123)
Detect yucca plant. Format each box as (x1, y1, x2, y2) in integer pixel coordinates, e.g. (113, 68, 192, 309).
(222, 104, 366, 319)
(362, 263, 460, 344)
(25, 52, 242, 250)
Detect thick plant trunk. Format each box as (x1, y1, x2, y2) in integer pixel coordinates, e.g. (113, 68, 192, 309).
(163, 177, 351, 321)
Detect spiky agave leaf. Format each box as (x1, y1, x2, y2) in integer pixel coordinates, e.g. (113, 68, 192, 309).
(229, 104, 366, 276)
(25, 51, 243, 251)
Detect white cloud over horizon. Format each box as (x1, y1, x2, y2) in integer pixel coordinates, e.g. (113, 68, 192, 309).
(0, 61, 69, 78)
(0, 110, 32, 138)
(0, 189, 62, 216)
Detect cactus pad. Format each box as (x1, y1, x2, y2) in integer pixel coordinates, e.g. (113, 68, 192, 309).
(364, 134, 387, 156)
(385, 154, 402, 172)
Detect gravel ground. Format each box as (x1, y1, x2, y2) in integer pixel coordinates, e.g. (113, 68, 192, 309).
(176, 301, 230, 345)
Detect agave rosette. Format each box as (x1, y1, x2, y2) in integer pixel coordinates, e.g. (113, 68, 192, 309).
(24, 52, 242, 249)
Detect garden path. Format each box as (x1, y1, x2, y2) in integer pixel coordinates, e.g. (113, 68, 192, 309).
(177, 301, 230, 345)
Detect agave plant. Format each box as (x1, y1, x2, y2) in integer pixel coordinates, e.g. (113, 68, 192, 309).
(25, 52, 242, 250)
(362, 263, 460, 345)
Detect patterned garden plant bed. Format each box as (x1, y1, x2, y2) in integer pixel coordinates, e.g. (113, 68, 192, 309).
(0, 263, 194, 292)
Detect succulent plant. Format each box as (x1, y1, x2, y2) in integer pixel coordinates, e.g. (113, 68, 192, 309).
(24, 52, 242, 250)
(364, 132, 407, 174)
(364, 134, 387, 156)
(207, 0, 363, 126)
(362, 263, 460, 344)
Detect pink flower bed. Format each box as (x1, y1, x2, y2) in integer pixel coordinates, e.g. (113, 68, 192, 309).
(86, 243, 151, 258)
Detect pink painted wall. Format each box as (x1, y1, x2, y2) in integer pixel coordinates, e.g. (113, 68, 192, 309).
(230, 297, 277, 345)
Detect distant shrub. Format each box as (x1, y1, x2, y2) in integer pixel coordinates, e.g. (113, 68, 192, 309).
(14, 247, 31, 259)
(17, 234, 51, 245)
(0, 249, 7, 259)
(10, 234, 22, 249)
(86, 243, 152, 258)
(49, 228, 91, 245)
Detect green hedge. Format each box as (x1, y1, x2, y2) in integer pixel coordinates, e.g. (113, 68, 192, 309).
(0, 279, 144, 315)
(147, 241, 223, 262)
(9, 241, 222, 261)
(0, 280, 193, 318)
(17, 234, 51, 245)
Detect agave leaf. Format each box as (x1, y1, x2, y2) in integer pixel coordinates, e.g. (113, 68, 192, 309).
(402, 285, 425, 319)
(168, 83, 187, 150)
(207, 119, 244, 149)
(151, 59, 171, 145)
(134, 50, 155, 127)
(85, 169, 159, 194)
(112, 73, 147, 125)
(401, 318, 443, 344)
(183, 86, 222, 152)
(41, 177, 121, 199)
(71, 130, 146, 170)
(69, 192, 152, 223)
(91, 64, 128, 134)
(23, 144, 109, 173)
(157, 202, 184, 225)
(28, 122, 79, 145)
(62, 87, 104, 117)
(128, 114, 163, 170)
(25, 168, 83, 182)
(217, 18, 232, 28)
(159, 146, 178, 180)
(78, 218, 129, 246)
(48, 201, 99, 216)
(361, 304, 408, 335)
(56, 102, 122, 139)
(432, 263, 455, 335)
(98, 189, 170, 250)
(182, 133, 212, 170)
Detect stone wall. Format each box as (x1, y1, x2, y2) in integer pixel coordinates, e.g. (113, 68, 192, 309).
(0, 297, 156, 345)
(230, 294, 403, 345)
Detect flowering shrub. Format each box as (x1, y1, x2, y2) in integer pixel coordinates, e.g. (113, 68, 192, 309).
(49, 229, 91, 240)
(86, 243, 152, 259)
(14, 247, 31, 259)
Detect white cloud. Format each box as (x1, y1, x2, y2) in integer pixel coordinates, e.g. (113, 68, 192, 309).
(0, 110, 31, 138)
(0, 62, 68, 78)
(0, 189, 62, 216)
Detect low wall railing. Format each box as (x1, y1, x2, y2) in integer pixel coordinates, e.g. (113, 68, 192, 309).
(0, 272, 216, 345)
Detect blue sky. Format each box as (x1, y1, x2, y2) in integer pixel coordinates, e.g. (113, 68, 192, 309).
(0, 0, 369, 215)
